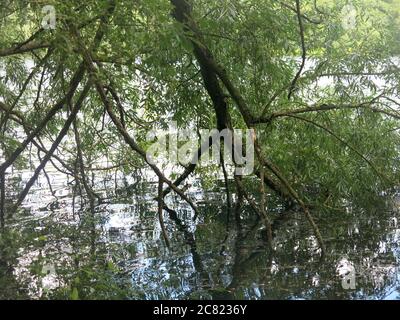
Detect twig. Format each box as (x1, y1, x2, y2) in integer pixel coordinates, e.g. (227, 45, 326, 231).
(288, 0, 306, 100)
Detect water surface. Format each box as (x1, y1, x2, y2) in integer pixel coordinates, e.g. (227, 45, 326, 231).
(0, 165, 399, 300)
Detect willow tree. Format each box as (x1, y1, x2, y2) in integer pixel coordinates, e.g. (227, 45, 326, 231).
(0, 0, 399, 252)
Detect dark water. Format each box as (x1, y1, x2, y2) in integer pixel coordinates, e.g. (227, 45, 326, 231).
(0, 166, 399, 300)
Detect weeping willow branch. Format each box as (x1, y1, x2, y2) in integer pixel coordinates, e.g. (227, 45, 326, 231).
(0, 48, 53, 132)
(37, 149, 57, 199)
(0, 66, 86, 219)
(105, 85, 126, 129)
(171, 0, 325, 253)
(0, 41, 50, 58)
(162, 136, 212, 197)
(0, 101, 24, 126)
(171, 0, 254, 126)
(14, 81, 92, 209)
(279, 0, 323, 24)
(258, 85, 289, 120)
(104, 95, 200, 218)
(253, 100, 400, 124)
(70, 24, 200, 219)
(15, 108, 93, 187)
(0, 102, 93, 190)
(288, 0, 306, 100)
(0, 65, 86, 174)
(253, 133, 325, 253)
(170, 0, 292, 204)
(0, 1, 116, 220)
(285, 114, 392, 184)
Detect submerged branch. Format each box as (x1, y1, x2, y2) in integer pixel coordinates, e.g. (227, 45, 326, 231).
(157, 179, 170, 248)
(234, 175, 273, 250)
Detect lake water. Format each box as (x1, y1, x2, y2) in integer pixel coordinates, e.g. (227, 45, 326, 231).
(0, 163, 399, 300)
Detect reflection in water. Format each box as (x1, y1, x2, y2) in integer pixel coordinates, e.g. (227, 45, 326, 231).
(0, 164, 399, 300)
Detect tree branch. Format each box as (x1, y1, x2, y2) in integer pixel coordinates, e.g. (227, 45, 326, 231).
(253, 101, 400, 124)
(0, 41, 50, 58)
(288, 0, 306, 100)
